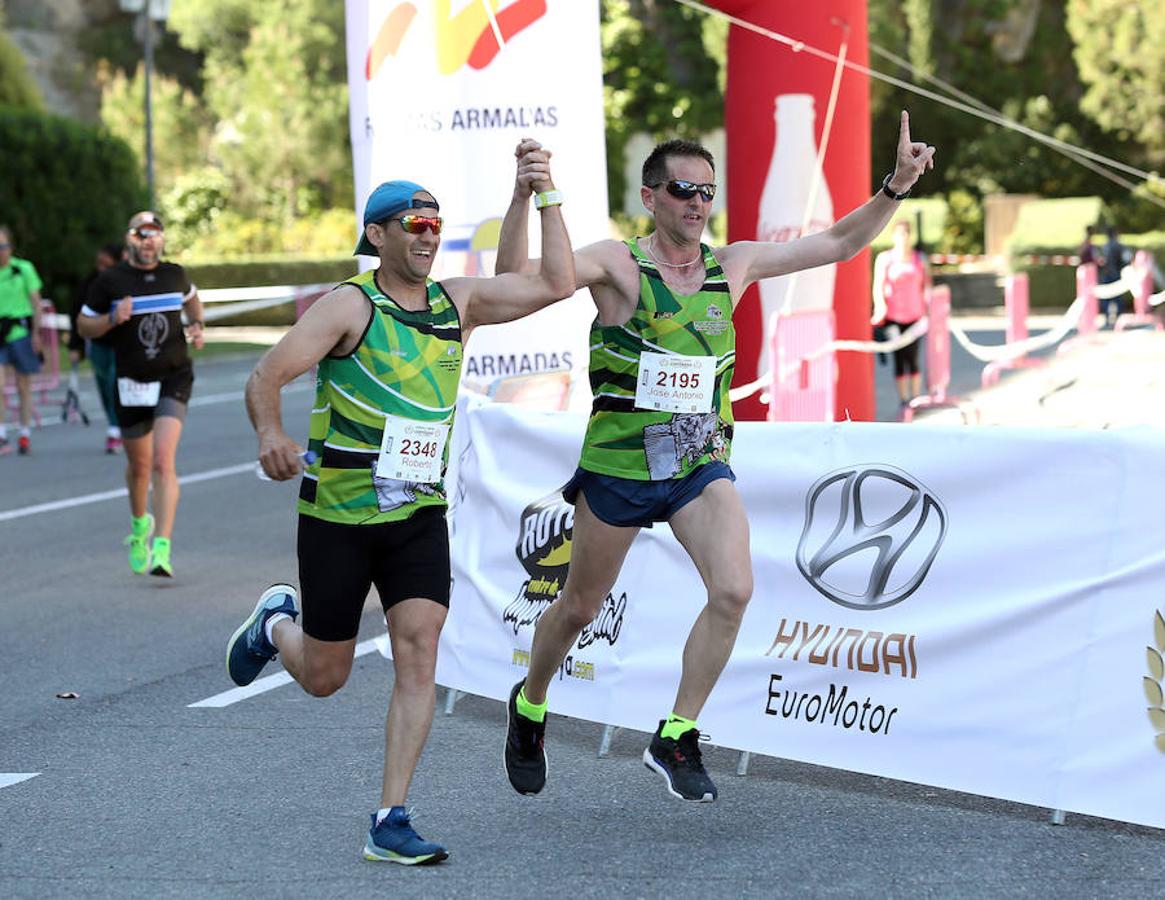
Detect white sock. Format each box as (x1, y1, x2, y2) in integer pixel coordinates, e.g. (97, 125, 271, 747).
(264, 612, 291, 646)
(108, 426, 120, 438)
(19, 426, 30, 438)
(375, 806, 398, 825)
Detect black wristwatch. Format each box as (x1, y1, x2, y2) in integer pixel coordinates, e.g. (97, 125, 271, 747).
(881, 173, 911, 201)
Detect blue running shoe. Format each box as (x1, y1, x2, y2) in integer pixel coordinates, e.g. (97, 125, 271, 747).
(363, 807, 448, 865)
(225, 584, 298, 686)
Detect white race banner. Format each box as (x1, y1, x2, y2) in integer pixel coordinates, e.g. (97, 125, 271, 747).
(440, 403, 1165, 830)
(345, 0, 606, 389)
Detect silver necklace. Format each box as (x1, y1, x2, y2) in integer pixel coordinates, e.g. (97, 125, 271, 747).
(646, 234, 701, 269)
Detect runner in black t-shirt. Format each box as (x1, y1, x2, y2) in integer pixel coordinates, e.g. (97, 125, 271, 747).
(78, 211, 206, 577)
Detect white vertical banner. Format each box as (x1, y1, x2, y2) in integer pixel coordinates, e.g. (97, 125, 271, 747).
(345, 0, 607, 385)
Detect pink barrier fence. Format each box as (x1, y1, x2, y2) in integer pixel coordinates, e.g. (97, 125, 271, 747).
(903, 285, 972, 422)
(767, 309, 835, 422)
(2, 301, 61, 427)
(1076, 263, 1099, 336)
(1115, 251, 1163, 332)
(767, 288, 976, 424)
(981, 273, 1044, 387)
(1057, 263, 1103, 357)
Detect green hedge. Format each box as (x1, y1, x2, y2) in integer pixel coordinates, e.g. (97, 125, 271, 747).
(0, 107, 147, 310)
(182, 256, 358, 290)
(1014, 264, 1077, 310)
(1013, 233, 1165, 310)
(1007, 197, 1105, 250)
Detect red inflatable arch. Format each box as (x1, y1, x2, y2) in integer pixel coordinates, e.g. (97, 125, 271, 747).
(707, 1, 873, 421)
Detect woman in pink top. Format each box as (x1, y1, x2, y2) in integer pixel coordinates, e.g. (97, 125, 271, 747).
(872, 220, 931, 406)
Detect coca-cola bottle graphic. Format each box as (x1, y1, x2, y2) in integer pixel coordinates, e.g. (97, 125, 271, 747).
(756, 94, 835, 374)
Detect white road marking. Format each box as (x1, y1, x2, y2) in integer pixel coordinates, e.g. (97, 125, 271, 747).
(0, 464, 257, 523)
(0, 376, 317, 523)
(189, 637, 386, 708)
(0, 773, 40, 789)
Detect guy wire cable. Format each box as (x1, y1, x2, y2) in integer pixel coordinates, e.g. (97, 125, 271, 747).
(673, 0, 1164, 204)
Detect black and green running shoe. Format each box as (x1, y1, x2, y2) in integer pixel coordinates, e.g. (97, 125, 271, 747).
(504, 680, 547, 795)
(643, 722, 717, 802)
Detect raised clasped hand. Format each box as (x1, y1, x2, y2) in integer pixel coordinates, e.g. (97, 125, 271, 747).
(514, 136, 553, 196)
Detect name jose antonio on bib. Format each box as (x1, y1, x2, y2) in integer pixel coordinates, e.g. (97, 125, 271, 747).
(635, 351, 715, 414)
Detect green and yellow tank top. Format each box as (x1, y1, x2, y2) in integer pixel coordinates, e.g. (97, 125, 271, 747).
(579, 239, 735, 481)
(297, 270, 463, 524)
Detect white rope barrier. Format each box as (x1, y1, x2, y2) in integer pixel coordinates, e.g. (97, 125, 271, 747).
(730, 262, 1165, 402)
(198, 282, 334, 323)
(728, 318, 930, 402)
(947, 293, 1084, 363)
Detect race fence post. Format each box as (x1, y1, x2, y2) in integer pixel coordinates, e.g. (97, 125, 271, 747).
(981, 273, 1043, 387)
(904, 286, 972, 422)
(597, 725, 618, 758)
(767, 309, 836, 422)
(1115, 251, 1163, 332)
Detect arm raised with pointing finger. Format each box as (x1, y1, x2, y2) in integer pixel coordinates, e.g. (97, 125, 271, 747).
(719, 110, 937, 303)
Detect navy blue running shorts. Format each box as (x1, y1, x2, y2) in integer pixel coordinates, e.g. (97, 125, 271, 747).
(0, 334, 41, 374)
(562, 461, 735, 529)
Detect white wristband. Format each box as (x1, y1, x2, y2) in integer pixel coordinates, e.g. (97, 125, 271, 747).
(534, 189, 564, 210)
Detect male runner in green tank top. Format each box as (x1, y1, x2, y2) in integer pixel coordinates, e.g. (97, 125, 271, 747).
(225, 141, 575, 864)
(497, 112, 936, 802)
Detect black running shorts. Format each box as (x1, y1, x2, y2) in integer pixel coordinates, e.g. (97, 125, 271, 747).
(115, 365, 194, 438)
(296, 507, 451, 642)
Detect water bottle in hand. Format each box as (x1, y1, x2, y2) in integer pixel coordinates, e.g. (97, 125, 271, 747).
(256, 450, 317, 481)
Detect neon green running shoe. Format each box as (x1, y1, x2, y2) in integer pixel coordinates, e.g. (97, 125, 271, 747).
(149, 537, 173, 578)
(124, 514, 154, 575)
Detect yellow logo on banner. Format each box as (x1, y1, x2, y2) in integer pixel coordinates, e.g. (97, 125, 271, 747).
(1145, 609, 1165, 754)
(366, 0, 547, 79)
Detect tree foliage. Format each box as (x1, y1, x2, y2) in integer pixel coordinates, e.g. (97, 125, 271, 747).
(68, 0, 1161, 260)
(166, 0, 351, 223)
(0, 108, 146, 306)
(601, 0, 725, 207)
(1066, 0, 1165, 167)
(0, 31, 43, 111)
(98, 61, 213, 201)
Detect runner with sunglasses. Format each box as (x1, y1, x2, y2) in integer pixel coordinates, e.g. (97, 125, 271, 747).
(497, 114, 936, 803)
(225, 144, 575, 865)
(77, 212, 204, 576)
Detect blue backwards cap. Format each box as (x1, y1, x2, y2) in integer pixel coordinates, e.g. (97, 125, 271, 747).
(353, 180, 438, 256)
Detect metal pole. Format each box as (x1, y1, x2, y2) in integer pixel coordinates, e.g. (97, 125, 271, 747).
(142, 0, 155, 208)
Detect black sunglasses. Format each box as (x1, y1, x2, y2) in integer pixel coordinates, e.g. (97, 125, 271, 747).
(650, 179, 717, 202)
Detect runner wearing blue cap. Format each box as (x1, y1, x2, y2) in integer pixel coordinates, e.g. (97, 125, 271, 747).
(225, 141, 575, 865)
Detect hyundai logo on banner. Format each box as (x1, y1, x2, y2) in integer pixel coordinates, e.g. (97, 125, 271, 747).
(796, 466, 948, 610)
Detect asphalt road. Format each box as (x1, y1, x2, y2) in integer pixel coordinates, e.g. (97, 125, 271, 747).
(1, 335, 1162, 898)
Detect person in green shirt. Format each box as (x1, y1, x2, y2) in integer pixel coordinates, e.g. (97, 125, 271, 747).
(225, 141, 576, 865)
(0, 224, 44, 455)
(496, 114, 936, 803)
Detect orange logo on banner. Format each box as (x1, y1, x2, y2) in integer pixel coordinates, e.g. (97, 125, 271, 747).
(366, 0, 547, 79)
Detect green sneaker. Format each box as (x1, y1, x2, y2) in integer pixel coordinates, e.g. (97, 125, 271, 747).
(124, 514, 154, 575)
(149, 537, 173, 577)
